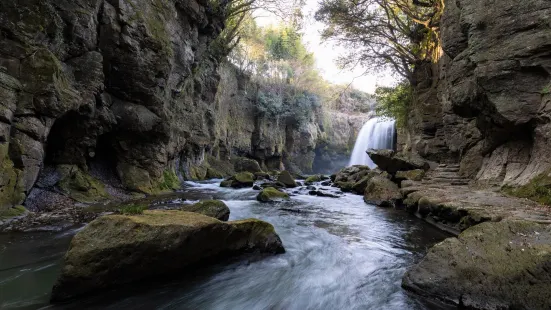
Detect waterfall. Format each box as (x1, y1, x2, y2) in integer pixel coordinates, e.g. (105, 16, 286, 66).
(349, 117, 396, 168)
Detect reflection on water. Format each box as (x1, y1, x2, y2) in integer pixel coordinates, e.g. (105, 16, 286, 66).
(0, 180, 452, 310)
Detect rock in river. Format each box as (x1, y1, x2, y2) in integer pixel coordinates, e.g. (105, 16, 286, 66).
(402, 221, 551, 310)
(277, 171, 297, 188)
(51, 211, 284, 302)
(257, 187, 290, 202)
(180, 200, 230, 221)
(220, 172, 255, 188)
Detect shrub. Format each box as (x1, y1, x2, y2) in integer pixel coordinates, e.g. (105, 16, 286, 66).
(374, 82, 412, 129)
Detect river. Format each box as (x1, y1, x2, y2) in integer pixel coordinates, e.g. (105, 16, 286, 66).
(0, 180, 452, 310)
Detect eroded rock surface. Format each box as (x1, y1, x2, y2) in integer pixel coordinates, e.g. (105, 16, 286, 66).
(403, 221, 551, 310)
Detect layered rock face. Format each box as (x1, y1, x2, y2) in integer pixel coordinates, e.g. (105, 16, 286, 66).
(0, 1, 368, 212)
(405, 0, 551, 186)
(0, 0, 227, 209)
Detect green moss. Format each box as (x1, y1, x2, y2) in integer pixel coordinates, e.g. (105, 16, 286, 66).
(0, 205, 27, 219)
(503, 171, 551, 206)
(158, 169, 181, 191)
(235, 172, 254, 183)
(305, 175, 322, 184)
(335, 181, 355, 192)
(119, 204, 148, 215)
(257, 187, 290, 202)
(182, 200, 230, 220)
(58, 166, 109, 203)
(0, 151, 26, 209)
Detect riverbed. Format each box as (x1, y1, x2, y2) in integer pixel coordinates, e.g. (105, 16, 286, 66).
(0, 180, 452, 309)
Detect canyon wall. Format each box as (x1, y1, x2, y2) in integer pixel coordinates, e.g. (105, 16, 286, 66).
(0, 0, 368, 212)
(404, 0, 551, 186)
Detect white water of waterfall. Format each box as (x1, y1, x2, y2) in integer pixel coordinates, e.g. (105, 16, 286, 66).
(349, 117, 396, 168)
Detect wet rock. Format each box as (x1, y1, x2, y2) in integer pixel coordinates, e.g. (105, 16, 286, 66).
(308, 190, 340, 198)
(257, 187, 290, 202)
(351, 171, 381, 195)
(220, 172, 254, 188)
(252, 185, 262, 191)
(306, 185, 317, 191)
(335, 181, 354, 192)
(254, 172, 271, 180)
(180, 200, 230, 221)
(277, 171, 297, 188)
(403, 221, 551, 310)
(367, 150, 429, 175)
(305, 175, 322, 185)
(321, 181, 332, 186)
(234, 158, 262, 174)
(363, 175, 402, 207)
(51, 211, 284, 302)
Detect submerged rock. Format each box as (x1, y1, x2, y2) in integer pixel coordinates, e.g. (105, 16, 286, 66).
(403, 221, 551, 310)
(180, 200, 230, 221)
(220, 172, 254, 188)
(51, 211, 284, 302)
(277, 171, 297, 188)
(257, 187, 290, 202)
(363, 175, 402, 207)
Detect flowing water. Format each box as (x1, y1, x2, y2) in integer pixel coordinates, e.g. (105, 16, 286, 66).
(0, 180, 451, 310)
(349, 117, 396, 168)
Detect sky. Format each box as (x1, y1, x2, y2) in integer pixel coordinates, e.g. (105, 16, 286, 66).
(255, 0, 396, 94)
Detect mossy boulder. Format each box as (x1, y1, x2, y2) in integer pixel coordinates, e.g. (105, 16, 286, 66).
(363, 175, 402, 207)
(220, 172, 254, 188)
(403, 221, 551, 310)
(0, 205, 27, 220)
(57, 165, 109, 203)
(233, 157, 262, 174)
(335, 181, 355, 192)
(206, 168, 225, 179)
(51, 210, 284, 302)
(352, 171, 380, 194)
(276, 170, 297, 188)
(257, 187, 290, 202)
(395, 169, 425, 182)
(181, 200, 230, 221)
(305, 175, 322, 185)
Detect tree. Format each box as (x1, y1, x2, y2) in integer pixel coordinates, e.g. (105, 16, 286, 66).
(315, 0, 443, 84)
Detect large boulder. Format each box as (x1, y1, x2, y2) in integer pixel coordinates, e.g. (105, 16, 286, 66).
(277, 171, 297, 188)
(51, 211, 284, 302)
(367, 150, 429, 174)
(257, 187, 290, 202)
(233, 158, 262, 174)
(403, 221, 551, 310)
(220, 172, 254, 188)
(395, 169, 425, 182)
(180, 200, 230, 221)
(363, 175, 402, 207)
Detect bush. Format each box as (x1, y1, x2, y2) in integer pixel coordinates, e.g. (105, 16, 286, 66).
(256, 89, 320, 127)
(374, 82, 412, 129)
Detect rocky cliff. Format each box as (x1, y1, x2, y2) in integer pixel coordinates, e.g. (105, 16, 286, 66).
(0, 0, 368, 213)
(404, 0, 551, 187)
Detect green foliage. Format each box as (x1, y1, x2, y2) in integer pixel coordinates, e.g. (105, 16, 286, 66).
(503, 172, 551, 206)
(256, 89, 320, 126)
(119, 204, 148, 215)
(158, 170, 180, 190)
(374, 82, 413, 129)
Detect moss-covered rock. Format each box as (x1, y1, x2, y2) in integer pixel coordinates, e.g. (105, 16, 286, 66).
(206, 168, 225, 179)
(181, 200, 230, 221)
(403, 221, 551, 310)
(57, 165, 109, 203)
(503, 170, 551, 205)
(395, 169, 425, 182)
(117, 163, 154, 194)
(364, 175, 402, 207)
(335, 181, 355, 192)
(277, 170, 297, 188)
(51, 210, 284, 302)
(220, 172, 254, 188)
(233, 157, 262, 174)
(0, 151, 26, 211)
(305, 175, 322, 185)
(0, 205, 27, 220)
(156, 170, 181, 191)
(257, 187, 290, 202)
(352, 171, 380, 194)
